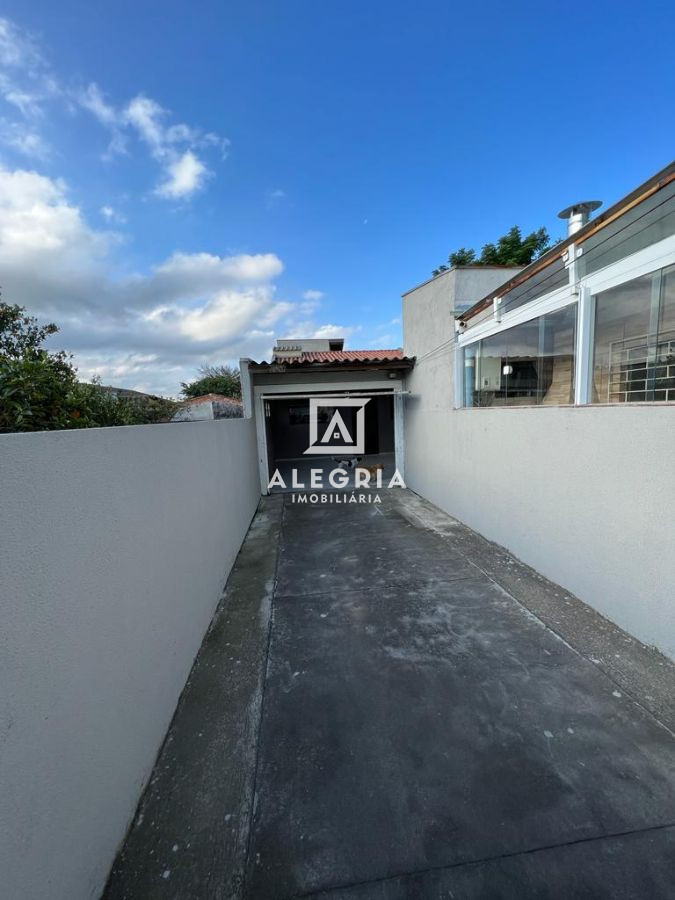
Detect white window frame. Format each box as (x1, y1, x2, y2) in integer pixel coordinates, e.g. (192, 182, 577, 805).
(455, 233, 675, 408)
(456, 283, 575, 348)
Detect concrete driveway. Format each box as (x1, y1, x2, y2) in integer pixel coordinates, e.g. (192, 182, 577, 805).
(105, 491, 675, 899)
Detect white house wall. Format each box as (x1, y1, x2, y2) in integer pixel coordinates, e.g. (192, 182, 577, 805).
(403, 271, 675, 659)
(403, 267, 520, 361)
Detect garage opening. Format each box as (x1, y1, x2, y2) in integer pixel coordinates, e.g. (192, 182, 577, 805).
(264, 393, 397, 491)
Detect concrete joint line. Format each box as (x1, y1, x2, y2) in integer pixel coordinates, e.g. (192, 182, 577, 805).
(293, 821, 675, 900)
(241, 494, 285, 895)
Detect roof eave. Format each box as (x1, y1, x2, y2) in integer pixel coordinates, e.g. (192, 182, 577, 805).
(402, 265, 522, 299)
(458, 159, 675, 324)
(248, 358, 415, 373)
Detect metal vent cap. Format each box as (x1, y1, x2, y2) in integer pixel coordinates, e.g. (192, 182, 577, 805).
(558, 200, 603, 236)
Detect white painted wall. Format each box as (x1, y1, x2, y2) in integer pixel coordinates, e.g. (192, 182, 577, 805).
(403, 267, 520, 361)
(0, 419, 260, 900)
(405, 400, 675, 657)
(403, 274, 675, 660)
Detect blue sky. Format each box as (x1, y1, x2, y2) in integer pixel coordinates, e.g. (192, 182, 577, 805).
(0, 1, 673, 395)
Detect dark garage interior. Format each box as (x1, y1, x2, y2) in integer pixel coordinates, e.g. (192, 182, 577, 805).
(265, 393, 395, 489)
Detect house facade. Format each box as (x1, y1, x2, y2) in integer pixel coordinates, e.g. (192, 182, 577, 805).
(403, 161, 675, 657)
(241, 338, 414, 492)
(240, 162, 675, 655)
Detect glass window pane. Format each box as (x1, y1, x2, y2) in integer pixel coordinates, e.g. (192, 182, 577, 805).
(503, 318, 540, 405)
(593, 272, 656, 403)
(473, 332, 507, 406)
(463, 345, 476, 407)
(466, 303, 577, 407)
(657, 265, 675, 401)
(540, 305, 577, 405)
(578, 181, 675, 278)
(658, 264, 675, 335)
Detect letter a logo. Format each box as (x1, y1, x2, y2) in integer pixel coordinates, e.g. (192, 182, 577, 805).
(304, 397, 370, 455)
(320, 409, 352, 444)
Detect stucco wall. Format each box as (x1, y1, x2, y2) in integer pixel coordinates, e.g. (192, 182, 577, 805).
(404, 403, 675, 658)
(403, 269, 458, 361)
(403, 282, 675, 659)
(403, 267, 520, 361)
(0, 419, 260, 900)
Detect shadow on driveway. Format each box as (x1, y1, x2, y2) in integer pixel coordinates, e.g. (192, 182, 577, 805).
(105, 491, 675, 899)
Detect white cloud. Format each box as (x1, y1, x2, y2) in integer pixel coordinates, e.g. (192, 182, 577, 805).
(79, 82, 117, 128)
(100, 205, 126, 224)
(0, 81, 43, 119)
(0, 18, 43, 73)
(0, 165, 345, 394)
(155, 250, 283, 285)
(204, 132, 230, 159)
(366, 333, 398, 348)
(124, 94, 166, 152)
(0, 118, 49, 158)
(0, 168, 111, 275)
(78, 82, 128, 158)
(0, 18, 51, 117)
(307, 324, 353, 339)
(80, 86, 218, 199)
(173, 288, 290, 342)
(363, 317, 403, 349)
(0, 28, 52, 151)
(302, 289, 324, 301)
(266, 187, 286, 208)
(155, 150, 209, 200)
(0, 17, 225, 198)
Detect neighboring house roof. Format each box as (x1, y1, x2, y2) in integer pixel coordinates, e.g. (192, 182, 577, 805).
(249, 348, 414, 371)
(292, 349, 405, 363)
(182, 393, 242, 405)
(458, 160, 675, 324)
(98, 384, 164, 401)
(172, 394, 243, 422)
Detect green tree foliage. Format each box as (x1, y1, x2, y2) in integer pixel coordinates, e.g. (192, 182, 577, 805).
(0, 300, 59, 359)
(432, 226, 551, 276)
(66, 380, 178, 429)
(0, 297, 177, 432)
(479, 226, 550, 266)
(181, 364, 241, 400)
(0, 350, 78, 431)
(449, 247, 478, 267)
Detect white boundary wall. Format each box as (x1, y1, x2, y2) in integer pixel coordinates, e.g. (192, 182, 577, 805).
(404, 401, 675, 659)
(0, 419, 260, 899)
(403, 267, 675, 660)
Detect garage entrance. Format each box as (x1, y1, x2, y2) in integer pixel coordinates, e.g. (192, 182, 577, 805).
(263, 392, 397, 491)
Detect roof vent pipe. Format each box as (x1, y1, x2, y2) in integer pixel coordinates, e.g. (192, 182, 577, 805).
(557, 200, 602, 237)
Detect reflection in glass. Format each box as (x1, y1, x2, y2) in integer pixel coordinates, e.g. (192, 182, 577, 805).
(657, 266, 675, 404)
(540, 305, 577, 405)
(467, 304, 576, 407)
(593, 264, 675, 403)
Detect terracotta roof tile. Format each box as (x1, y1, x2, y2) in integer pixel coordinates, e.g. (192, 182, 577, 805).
(287, 349, 404, 364)
(249, 348, 413, 370)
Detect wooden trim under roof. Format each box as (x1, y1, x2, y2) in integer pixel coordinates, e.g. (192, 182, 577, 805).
(457, 160, 675, 324)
